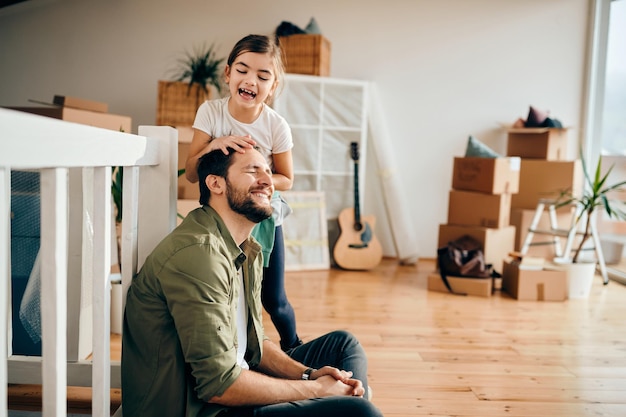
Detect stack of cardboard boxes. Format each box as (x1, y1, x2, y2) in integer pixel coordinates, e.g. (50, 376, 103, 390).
(502, 127, 581, 300)
(429, 156, 520, 297)
(507, 127, 582, 258)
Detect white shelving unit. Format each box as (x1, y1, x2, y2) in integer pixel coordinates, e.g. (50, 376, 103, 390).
(273, 74, 369, 220)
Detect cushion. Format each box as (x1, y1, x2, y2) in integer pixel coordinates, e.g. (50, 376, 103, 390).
(525, 106, 549, 127)
(305, 17, 322, 34)
(275, 21, 306, 38)
(465, 135, 501, 158)
(542, 117, 563, 128)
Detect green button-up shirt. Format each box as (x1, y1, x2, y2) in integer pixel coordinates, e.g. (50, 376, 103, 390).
(122, 205, 266, 417)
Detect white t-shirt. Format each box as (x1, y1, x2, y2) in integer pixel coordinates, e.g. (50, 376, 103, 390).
(236, 269, 249, 370)
(192, 97, 293, 173)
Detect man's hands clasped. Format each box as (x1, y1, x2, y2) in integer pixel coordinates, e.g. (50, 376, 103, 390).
(309, 366, 365, 398)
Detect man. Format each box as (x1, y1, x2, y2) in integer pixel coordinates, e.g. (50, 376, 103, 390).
(122, 147, 383, 417)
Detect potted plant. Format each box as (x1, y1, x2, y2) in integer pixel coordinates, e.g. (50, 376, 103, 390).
(157, 43, 225, 127)
(554, 151, 626, 296)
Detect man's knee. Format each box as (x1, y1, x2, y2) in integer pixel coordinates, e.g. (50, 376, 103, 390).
(328, 329, 362, 350)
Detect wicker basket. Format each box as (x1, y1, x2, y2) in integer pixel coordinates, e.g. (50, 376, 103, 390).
(278, 34, 331, 76)
(156, 80, 210, 127)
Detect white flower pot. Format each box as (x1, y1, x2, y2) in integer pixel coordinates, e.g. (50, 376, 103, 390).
(551, 258, 597, 299)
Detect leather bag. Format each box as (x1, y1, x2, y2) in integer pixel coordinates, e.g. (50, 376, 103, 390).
(436, 235, 497, 295)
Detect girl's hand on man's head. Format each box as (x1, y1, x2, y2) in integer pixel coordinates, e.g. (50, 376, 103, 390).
(213, 135, 257, 155)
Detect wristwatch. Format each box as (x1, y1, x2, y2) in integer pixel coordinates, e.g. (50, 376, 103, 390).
(301, 367, 316, 380)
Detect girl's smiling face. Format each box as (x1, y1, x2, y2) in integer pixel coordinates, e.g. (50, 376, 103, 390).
(225, 51, 278, 107)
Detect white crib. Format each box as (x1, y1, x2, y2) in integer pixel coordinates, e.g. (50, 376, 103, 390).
(1, 108, 179, 417)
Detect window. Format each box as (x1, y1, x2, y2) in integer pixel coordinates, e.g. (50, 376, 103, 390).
(584, 0, 626, 278)
(583, 0, 626, 159)
(601, 0, 626, 155)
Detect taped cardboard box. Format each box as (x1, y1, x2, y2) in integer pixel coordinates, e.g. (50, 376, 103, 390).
(8, 106, 131, 133)
(512, 159, 582, 210)
(507, 128, 570, 160)
(438, 224, 515, 270)
(177, 199, 200, 225)
(176, 127, 199, 200)
(427, 273, 493, 297)
(53, 95, 108, 113)
(448, 190, 511, 228)
(452, 157, 520, 194)
(502, 260, 567, 301)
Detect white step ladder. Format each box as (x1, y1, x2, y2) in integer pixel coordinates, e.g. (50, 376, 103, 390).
(520, 198, 609, 284)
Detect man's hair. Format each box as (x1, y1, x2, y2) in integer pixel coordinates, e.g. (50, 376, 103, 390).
(197, 148, 237, 205)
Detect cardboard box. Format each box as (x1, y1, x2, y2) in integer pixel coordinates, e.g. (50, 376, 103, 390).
(510, 207, 576, 258)
(279, 34, 331, 76)
(448, 190, 511, 228)
(8, 106, 131, 133)
(512, 160, 582, 210)
(176, 126, 199, 201)
(452, 157, 520, 194)
(502, 260, 567, 301)
(438, 224, 515, 270)
(427, 273, 493, 297)
(177, 199, 200, 225)
(53, 95, 108, 113)
(507, 128, 570, 160)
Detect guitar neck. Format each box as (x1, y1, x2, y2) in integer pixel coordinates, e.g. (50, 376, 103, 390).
(353, 160, 362, 230)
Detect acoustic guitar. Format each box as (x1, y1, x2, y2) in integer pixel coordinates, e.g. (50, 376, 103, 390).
(333, 142, 383, 270)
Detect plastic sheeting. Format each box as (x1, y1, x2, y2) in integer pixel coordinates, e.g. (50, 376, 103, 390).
(19, 250, 41, 343)
(368, 84, 420, 264)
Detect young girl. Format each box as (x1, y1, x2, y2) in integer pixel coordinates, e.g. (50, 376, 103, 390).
(185, 34, 302, 351)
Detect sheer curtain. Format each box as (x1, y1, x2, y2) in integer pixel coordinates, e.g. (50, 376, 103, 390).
(583, 0, 626, 282)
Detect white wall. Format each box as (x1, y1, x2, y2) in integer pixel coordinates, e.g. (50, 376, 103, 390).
(0, 0, 591, 259)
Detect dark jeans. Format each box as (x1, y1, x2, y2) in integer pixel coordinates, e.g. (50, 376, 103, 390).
(225, 330, 383, 417)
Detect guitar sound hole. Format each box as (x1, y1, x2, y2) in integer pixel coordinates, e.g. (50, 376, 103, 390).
(353, 222, 363, 231)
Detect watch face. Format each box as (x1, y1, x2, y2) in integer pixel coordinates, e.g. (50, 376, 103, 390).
(302, 368, 314, 380)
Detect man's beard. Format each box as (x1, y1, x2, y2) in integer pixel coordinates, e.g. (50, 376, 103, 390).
(225, 178, 272, 223)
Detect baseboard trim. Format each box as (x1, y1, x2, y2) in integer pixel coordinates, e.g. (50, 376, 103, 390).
(607, 266, 626, 286)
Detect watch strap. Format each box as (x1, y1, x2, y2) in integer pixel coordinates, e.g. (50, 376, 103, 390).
(301, 367, 315, 380)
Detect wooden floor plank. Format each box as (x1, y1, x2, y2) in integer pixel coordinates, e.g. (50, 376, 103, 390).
(8, 258, 626, 416)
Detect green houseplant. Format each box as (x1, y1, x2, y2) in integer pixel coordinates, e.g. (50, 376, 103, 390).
(173, 43, 225, 97)
(556, 152, 626, 264)
(551, 151, 625, 298)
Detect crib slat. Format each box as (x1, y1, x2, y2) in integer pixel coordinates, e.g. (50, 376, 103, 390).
(40, 168, 68, 417)
(91, 167, 112, 417)
(121, 165, 139, 314)
(67, 168, 92, 362)
(1, 167, 10, 417)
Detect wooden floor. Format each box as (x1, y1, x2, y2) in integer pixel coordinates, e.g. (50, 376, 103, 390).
(8, 258, 626, 416)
